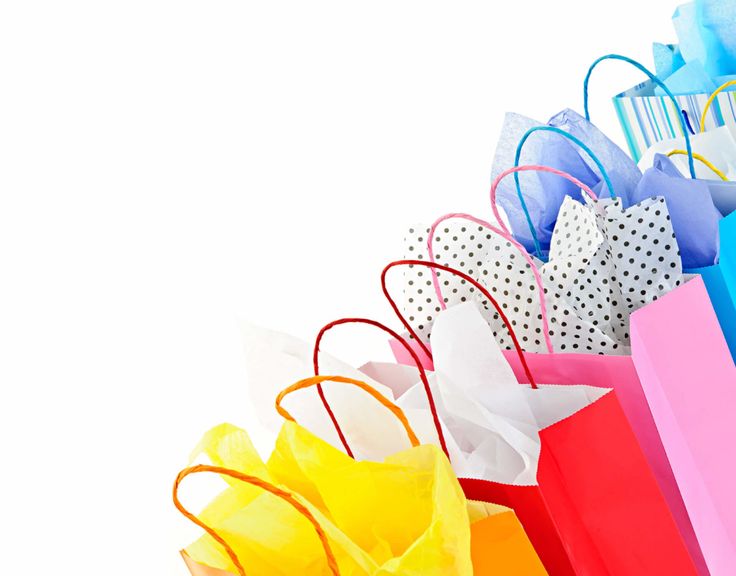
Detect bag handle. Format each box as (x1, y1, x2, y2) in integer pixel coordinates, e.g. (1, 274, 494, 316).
(426, 213, 554, 354)
(512, 126, 616, 258)
(666, 149, 729, 181)
(276, 375, 421, 449)
(583, 53, 697, 179)
(433, 163, 600, 351)
(382, 259, 538, 389)
(700, 79, 736, 133)
(682, 109, 697, 135)
(490, 164, 598, 242)
(173, 465, 341, 576)
(313, 318, 448, 458)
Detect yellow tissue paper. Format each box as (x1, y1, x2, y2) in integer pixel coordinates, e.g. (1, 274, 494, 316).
(179, 420, 473, 576)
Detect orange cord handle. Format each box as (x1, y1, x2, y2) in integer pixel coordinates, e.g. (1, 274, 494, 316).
(173, 464, 341, 576)
(276, 375, 421, 448)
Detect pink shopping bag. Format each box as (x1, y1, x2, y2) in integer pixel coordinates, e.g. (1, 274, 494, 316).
(631, 276, 736, 576)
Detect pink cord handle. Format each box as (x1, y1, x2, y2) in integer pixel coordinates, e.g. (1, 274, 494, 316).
(427, 212, 554, 354)
(382, 260, 538, 389)
(490, 165, 599, 236)
(313, 317, 449, 459)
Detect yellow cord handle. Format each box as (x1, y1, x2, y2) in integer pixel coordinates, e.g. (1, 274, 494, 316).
(666, 149, 729, 181)
(700, 79, 736, 133)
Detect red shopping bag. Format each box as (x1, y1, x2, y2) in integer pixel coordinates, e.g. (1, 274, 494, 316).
(389, 164, 708, 575)
(381, 258, 698, 576)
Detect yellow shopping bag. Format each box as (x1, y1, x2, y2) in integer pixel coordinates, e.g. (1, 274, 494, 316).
(175, 375, 474, 575)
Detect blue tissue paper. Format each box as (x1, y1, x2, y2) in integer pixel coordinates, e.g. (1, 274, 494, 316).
(491, 109, 641, 255)
(632, 154, 722, 268)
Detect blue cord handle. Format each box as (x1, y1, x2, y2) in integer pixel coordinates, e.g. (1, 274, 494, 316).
(583, 53, 696, 179)
(682, 109, 696, 135)
(512, 125, 617, 258)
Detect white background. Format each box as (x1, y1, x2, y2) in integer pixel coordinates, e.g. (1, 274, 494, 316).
(0, 1, 677, 574)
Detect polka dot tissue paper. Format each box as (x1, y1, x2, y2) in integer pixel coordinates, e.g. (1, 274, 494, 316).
(402, 174, 685, 356)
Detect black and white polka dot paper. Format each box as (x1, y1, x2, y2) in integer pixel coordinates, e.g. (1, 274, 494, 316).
(402, 195, 684, 355)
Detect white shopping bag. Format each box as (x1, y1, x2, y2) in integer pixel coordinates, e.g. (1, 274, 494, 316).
(637, 125, 736, 181)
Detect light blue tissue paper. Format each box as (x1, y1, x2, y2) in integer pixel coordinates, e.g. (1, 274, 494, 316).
(655, 59, 717, 95)
(715, 74, 736, 85)
(653, 43, 685, 80)
(698, 0, 736, 77)
(673, 3, 709, 73)
(669, 0, 736, 85)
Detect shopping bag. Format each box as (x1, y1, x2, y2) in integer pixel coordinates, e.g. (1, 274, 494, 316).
(174, 375, 476, 576)
(387, 259, 708, 575)
(490, 109, 641, 255)
(637, 125, 736, 182)
(612, 79, 736, 161)
(383, 259, 699, 575)
(614, 8, 736, 160)
(631, 276, 736, 576)
(637, 125, 736, 220)
(634, 88, 736, 220)
(693, 213, 736, 359)
(469, 508, 549, 575)
(402, 165, 685, 354)
(584, 54, 701, 171)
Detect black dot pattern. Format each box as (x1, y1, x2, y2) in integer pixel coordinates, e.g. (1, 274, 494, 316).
(402, 195, 685, 355)
(403, 221, 550, 353)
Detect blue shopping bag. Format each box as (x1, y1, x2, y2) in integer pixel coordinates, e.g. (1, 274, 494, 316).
(693, 213, 736, 360)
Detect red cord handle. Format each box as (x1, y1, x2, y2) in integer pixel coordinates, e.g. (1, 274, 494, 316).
(381, 260, 538, 389)
(313, 318, 449, 459)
